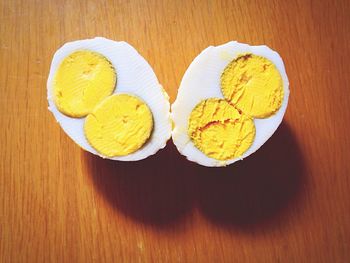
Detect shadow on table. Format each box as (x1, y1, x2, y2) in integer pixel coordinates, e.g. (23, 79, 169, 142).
(83, 137, 197, 228)
(195, 123, 306, 231)
(83, 122, 306, 231)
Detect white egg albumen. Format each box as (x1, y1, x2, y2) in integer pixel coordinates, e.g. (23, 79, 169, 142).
(171, 41, 290, 167)
(47, 37, 171, 161)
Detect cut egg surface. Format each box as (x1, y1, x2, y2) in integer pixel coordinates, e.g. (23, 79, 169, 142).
(171, 41, 289, 167)
(47, 37, 171, 161)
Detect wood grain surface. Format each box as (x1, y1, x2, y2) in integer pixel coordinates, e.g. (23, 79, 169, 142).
(1, 0, 349, 262)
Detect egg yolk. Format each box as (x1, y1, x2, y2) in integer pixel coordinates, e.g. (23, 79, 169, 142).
(84, 94, 153, 157)
(221, 54, 283, 118)
(53, 50, 116, 117)
(188, 99, 255, 160)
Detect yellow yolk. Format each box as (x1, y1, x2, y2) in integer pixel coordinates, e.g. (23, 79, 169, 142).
(188, 99, 255, 160)
(84, 94, 153, 157)
(221, 54, 283, 118)
(53, 50, 116, 117)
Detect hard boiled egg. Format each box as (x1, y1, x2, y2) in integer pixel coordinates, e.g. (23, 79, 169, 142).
(171, 41, 289, 167)
(47, 37, 171, 161)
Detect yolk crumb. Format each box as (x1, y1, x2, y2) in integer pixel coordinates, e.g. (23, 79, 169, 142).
(84, 94, 153, 157)
(221, 54, 283, 118)
(188, 99, 255, 160)
(53, 50, 116, 117)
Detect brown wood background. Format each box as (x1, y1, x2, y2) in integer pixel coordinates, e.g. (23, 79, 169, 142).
(1, 0, 349, 262)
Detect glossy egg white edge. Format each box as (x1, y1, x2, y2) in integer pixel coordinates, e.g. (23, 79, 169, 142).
(47, 37, 171, 161)
(171, 41, 290, 167)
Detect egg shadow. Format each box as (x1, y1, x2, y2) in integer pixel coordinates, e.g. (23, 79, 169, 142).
(83, 140, 198, 228)
(83, 122, 306, 231)
(195, 122, 306, 231)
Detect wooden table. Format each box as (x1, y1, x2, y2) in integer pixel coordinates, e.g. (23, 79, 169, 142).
(1, 0, 349, 262)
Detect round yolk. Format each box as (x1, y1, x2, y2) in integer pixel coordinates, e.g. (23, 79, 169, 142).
(53, 50, 116, 117)
(221, 54, 284, 118)
(188, 99, 255, 160)
(84, 94, 153, 157)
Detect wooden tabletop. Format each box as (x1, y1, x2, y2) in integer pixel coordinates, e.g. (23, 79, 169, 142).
(1, 0, 349, 262)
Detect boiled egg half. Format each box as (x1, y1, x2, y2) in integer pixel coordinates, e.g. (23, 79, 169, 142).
(171, 41, 289, 167)
(47, 37, 171, 161)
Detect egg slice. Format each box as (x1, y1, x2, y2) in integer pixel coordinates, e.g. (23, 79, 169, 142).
(171, 41, 289, 167)
(47, 37, 171, 161)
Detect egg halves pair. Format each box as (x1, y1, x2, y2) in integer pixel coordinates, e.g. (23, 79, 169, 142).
(47, 37, 289, 167)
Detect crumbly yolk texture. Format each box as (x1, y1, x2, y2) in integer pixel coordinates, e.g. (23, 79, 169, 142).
(221, 54, 283, 118)
(54, 50, 116, 117)
(188, 99, 255, 160)
(84, 94, 153, 157)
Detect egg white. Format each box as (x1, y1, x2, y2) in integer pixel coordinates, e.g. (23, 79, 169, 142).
(47, 37, 171, 161)
(171, 41, 290, 167)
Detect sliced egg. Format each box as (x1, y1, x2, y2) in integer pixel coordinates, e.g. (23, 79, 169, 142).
(47, 37, 171, 161)
(171, 41, 289, 167)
